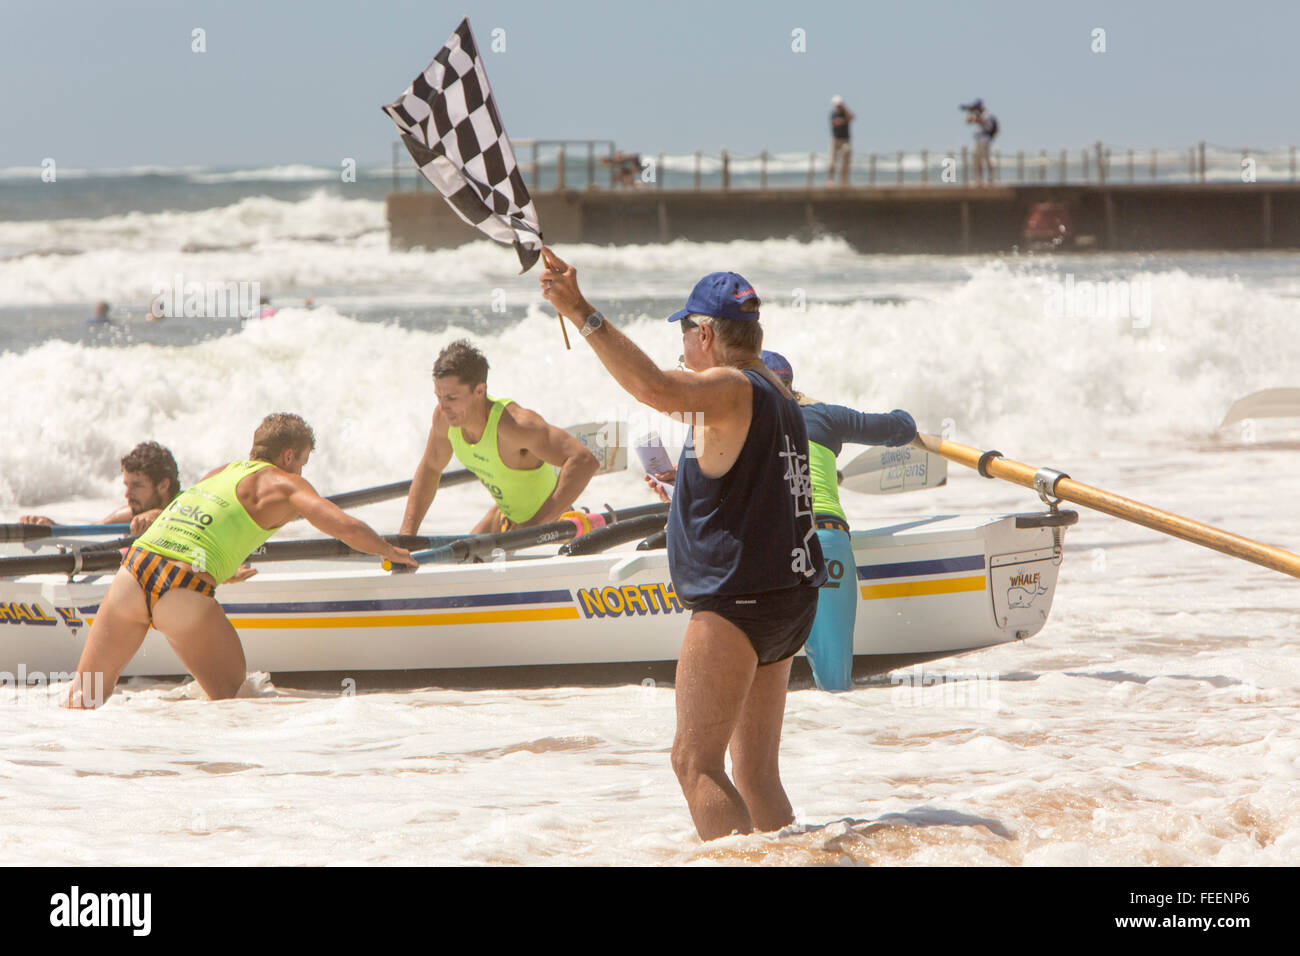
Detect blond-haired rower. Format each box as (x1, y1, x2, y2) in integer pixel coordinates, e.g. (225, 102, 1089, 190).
(66, 414, 416, 708)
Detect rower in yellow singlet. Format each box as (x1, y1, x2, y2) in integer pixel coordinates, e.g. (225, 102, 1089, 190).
(400, 340, 600, 536)
(65, 414, 417, 709)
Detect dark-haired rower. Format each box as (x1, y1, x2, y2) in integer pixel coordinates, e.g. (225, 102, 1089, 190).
(400, 339, 600, 536)
(761, 350, 916, 690)
(645, 353, 917, 691)
(21, 441, 182, 536)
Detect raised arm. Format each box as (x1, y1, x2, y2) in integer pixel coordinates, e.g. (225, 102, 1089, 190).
(399, 409, 454, 535)
(538, 247, 750, 422)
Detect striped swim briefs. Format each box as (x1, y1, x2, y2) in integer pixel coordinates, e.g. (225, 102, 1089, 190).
(124, 546, 216, 620)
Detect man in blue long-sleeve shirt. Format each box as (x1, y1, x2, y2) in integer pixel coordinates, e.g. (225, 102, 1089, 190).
(761, 350, 916, 689)
(646, 351, 916, 690)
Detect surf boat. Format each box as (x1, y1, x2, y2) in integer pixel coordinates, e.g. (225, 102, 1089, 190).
(0, 503, 1074, 686)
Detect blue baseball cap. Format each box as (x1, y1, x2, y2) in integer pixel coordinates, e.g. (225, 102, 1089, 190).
(668, 272, 760, 323)
(761, 350, 794, 384)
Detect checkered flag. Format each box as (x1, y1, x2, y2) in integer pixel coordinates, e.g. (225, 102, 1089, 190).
(382, 18, 542, 272)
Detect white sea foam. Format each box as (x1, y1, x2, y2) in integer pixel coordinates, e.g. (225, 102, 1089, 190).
(4, 248, 1299, 509)
(0, 306, 661, 510)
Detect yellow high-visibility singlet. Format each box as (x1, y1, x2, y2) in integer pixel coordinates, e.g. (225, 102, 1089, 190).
(133, 460, 281, 582)
(447, 397, 557, 523)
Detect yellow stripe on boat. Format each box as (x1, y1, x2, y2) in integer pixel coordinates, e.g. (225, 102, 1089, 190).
(227, 606, 581, 629)
(860, 575, 986, 600)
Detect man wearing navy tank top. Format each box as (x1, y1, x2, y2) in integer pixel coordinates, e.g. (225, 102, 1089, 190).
(539, 248, 827, 841)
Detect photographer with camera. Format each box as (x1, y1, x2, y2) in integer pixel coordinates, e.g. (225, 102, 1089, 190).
(961, 98, 999, 185)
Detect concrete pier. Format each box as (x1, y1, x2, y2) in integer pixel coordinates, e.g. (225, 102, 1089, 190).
(387, 184, 1300, 254)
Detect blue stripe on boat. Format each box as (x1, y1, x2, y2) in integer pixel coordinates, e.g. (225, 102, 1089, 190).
(218, 588, 575, 615)
(78, 588, 575, 617)
(857, 554, 986, 580)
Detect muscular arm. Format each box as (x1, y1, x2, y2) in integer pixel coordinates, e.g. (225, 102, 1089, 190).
(100, 504, 133, 524)
(575, 320, 748, 420)
(288, 479, 416, 568)
(399, 409, 454, 535)
(499, 405, 599, 526)
(537, 250, 749, 421)
(23, 503, 162, 528)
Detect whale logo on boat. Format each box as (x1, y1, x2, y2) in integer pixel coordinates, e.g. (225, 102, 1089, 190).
(1007, 582, 1049, 608)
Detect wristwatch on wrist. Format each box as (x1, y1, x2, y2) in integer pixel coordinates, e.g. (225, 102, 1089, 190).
(580, 310, 605, 338)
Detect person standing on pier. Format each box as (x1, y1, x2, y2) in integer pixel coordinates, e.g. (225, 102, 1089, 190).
(828, 95, 854, 187)
(963, 98, 998, 185)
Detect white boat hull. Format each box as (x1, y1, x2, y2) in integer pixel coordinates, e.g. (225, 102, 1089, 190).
(0, 512, 1069, 682)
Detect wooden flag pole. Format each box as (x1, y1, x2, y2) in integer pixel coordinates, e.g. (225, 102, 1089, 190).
(913, 433, 1300, 580)
(558, 313, 571, 350)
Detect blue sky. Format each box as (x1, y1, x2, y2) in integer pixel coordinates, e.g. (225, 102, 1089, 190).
(3, 0, 1297, 168)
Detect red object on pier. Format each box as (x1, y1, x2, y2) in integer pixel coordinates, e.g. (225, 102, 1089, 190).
(1023, 202, 1073, 245)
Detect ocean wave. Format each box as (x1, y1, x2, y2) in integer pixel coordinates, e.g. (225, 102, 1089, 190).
(0, 164, 215, 181)
(2, 263, 1298, 509)
(187, 165, 346, 184)
(0, 191, 387, 266)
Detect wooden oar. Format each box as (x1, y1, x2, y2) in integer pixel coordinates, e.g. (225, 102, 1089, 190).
(839, 445, 947, 494)
(913, 433, 1300, 580)
(385, 503, 669, 570)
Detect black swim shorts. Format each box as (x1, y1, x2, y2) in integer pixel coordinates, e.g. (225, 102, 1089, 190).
(684, 585, 819, 665)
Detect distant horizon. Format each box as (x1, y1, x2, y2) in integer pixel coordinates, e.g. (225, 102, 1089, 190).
(4, 0, 1299, 169)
